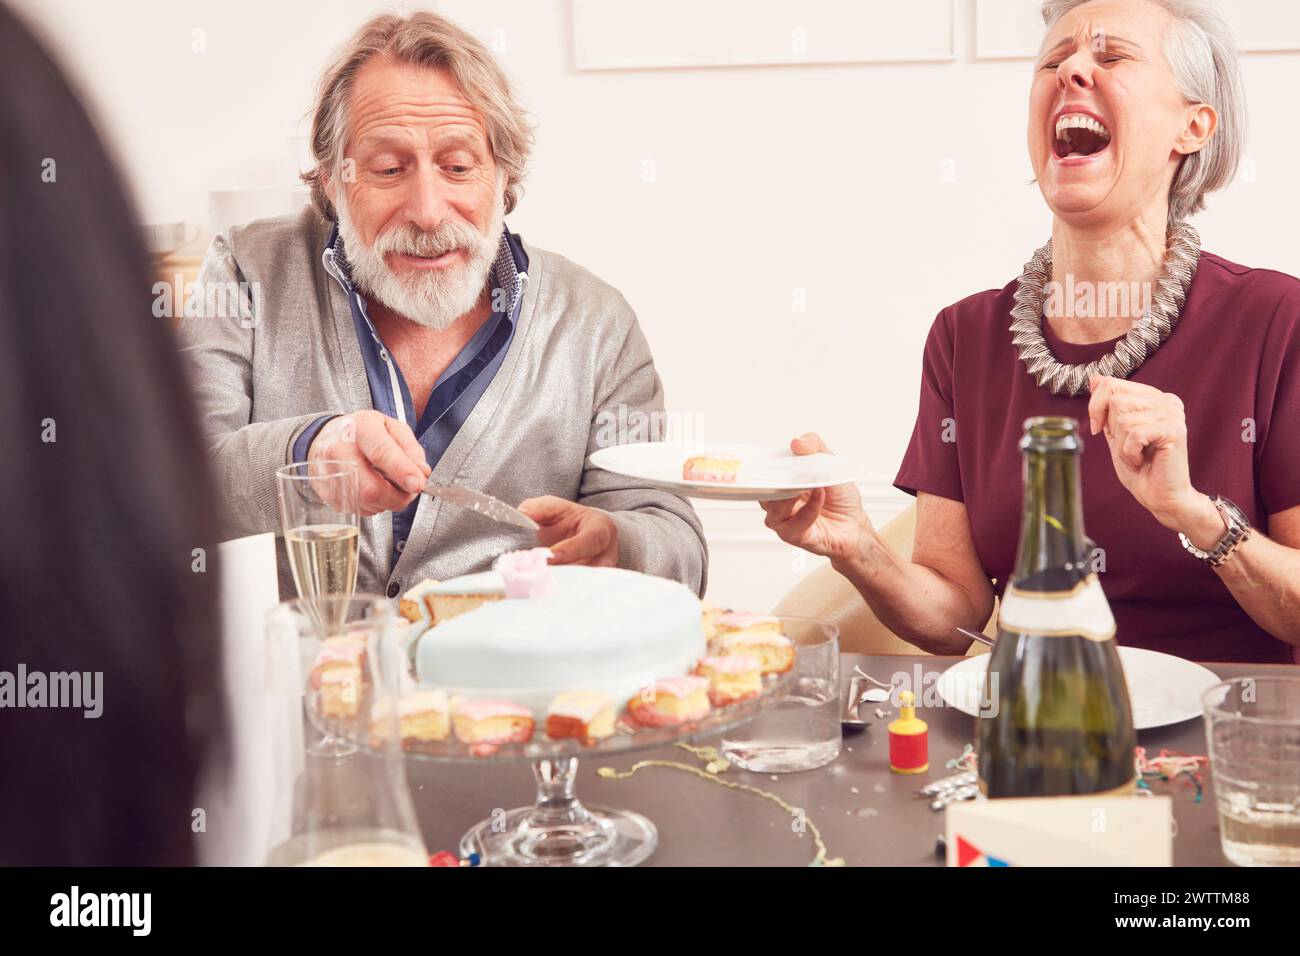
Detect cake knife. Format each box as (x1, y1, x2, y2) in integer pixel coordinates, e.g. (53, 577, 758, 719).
(421, 481, 540, 533)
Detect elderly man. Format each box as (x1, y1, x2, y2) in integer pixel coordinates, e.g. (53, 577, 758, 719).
(179, 11, 705, 599)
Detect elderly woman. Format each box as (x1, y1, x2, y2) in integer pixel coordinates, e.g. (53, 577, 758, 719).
(766, 0, 1300, 663)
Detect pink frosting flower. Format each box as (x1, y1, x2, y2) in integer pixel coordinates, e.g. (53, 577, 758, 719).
(493, 547, 555, 599)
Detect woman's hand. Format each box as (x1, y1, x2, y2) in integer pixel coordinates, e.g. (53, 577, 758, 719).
(760, 433, 872, 564)
(1087, 375, 1224, 542)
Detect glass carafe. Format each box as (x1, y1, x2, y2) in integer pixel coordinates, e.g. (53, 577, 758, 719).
(264, 595, 427, 866)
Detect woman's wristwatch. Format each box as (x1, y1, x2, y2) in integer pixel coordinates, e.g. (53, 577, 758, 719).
(1178, 495, 1252, 566)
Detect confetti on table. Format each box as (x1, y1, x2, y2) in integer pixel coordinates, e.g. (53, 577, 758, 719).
(597, 742, 845, 867)
(946, 743, 977, 772)
(934, 743, 1208, 803)
(1135, 747, 1208, 803)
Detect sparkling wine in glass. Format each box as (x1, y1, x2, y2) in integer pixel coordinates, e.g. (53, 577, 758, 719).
(277, 461, 360, 631)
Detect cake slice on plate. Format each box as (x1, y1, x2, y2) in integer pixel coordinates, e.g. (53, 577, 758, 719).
(682, 454, 740, 484)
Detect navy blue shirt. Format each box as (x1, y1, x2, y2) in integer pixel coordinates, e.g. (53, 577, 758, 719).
(295, 225, 529, 569)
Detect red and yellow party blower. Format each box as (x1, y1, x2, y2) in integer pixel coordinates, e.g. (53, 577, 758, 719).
(888, 690, 929, 775)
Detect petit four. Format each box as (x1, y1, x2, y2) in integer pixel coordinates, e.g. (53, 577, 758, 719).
(694, 654, 763, 706)
(701, 602, 730, 642)
(717, 632, 794, 675)
(545, 690, 616, 742)
(714, 613, 794, 674)
(714, 611, 784, 639)
(451, 696, 535, 755)
(627, 676, 711, 727)
(308, 636, 366, 688)
(682, 454, 740, 484)
(370, 690, 451, 747)
(319, 666, 362, 718)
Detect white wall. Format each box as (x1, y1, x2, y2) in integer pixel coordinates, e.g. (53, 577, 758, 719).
(17, 0, 1300, 609)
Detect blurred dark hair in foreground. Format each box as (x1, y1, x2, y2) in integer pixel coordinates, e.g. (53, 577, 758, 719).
(0, 2, 225, 865)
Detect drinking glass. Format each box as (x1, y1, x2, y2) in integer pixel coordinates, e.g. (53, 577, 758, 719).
(267, 594, 396, 759)
(1203, 676, 1300, 866)
(264, 594, 427, 866)
(720, 616, 840, 772)
(276, 461, 360, 632)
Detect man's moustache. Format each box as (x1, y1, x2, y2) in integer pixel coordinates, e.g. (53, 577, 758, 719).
(380, 237, 473, 257)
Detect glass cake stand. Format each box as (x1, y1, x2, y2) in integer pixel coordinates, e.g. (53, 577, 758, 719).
(342, 616, 832, 866)
(347, 616, 834, 867)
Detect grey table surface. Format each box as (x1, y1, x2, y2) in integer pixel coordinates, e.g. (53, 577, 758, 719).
(404, 654, 1300, 867)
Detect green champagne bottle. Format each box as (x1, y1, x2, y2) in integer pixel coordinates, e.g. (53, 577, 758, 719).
(977, 416, 1136, 798)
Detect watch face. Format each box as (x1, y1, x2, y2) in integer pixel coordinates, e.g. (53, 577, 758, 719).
(1215, 496, 1250, 530)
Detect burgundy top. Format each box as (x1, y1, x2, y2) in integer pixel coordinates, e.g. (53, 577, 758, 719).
(895, 252, 1300, 663)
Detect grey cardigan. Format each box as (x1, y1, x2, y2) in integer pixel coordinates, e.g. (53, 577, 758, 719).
(177, 207, 706, 599)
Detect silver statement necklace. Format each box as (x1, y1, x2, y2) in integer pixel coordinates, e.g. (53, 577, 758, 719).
(1009, 220, 1201, 396)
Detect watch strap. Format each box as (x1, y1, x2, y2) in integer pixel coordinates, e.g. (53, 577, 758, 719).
(1178, 496, 1252, 567)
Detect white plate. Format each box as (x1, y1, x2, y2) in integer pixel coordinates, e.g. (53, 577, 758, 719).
(934, 645, 1221, 731)
(588, 442, 864, 502)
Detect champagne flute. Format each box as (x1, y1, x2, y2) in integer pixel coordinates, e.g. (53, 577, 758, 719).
(276, 461, 360, 633)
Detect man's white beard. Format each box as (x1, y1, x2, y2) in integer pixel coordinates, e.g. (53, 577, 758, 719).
(336, 192, 505, 331)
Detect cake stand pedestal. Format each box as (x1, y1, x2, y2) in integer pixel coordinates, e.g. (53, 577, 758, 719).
(458, 756, 656, 867)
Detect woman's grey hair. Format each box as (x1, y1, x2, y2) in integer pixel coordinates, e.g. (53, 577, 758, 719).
(301, 12, 534, 220)
(1040, 0, 1245, 220)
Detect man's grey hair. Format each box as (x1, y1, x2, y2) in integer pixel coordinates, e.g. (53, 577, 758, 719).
(302, 12, 533, 221)
(1040, 0, 1245, 220)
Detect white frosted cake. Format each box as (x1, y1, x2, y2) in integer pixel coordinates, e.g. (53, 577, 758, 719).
(415, 564, 705, 712)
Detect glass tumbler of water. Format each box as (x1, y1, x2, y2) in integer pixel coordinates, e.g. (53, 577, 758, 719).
(1203, 676, 1300, 866)
(721, 616, 840, 773)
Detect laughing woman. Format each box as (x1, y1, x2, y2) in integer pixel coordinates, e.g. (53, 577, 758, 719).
(765, 0, 1300, 663)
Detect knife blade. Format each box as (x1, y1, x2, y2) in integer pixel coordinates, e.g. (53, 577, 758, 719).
(421, 482, 539, 532)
